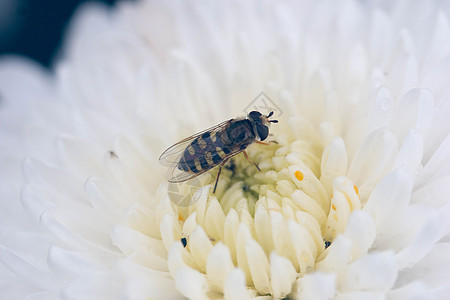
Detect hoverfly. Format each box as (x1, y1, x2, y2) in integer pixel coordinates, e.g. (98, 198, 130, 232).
(159, 111, 278, 193)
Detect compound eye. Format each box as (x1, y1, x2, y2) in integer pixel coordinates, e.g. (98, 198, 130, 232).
(249, 111, 262, 120)
(256, 125, 269, 141)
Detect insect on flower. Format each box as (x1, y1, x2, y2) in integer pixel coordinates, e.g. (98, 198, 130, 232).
(159, 111, 278, 193)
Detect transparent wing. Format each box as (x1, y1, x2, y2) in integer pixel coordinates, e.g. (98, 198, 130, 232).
(168, 147, 247, 183)
(159, 119, 233, 166)
(159, 119, 234, 182)
(168, 163, 212, 183)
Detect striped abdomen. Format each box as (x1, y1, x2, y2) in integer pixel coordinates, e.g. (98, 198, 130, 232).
(178, 119, 255, 173)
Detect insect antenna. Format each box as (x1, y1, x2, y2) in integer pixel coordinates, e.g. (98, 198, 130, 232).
(266, 111, 278, 123)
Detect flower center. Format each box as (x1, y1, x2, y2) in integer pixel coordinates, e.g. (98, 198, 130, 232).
(162, 115, 362, 297)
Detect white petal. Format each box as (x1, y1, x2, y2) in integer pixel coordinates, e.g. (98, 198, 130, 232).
(224, 209, 240, 265)
(175, 268, 209, 300)
(204, 197, 226, 241)
(417, 134, 450, 187)
(387, 281, 429, 300)
(24, 291, 60, 300)
(396, 242, 450, 289)
(391, 88, 434, 139)
(341, 211, 376, 260)
(60, 270, 123, 300)
(316, 235, 352, 273)
(40, 212, 120, 261)
(254, 204, 274, 256)
(320, 137, 348, 195)
(182, 211, 198, 237)
(103, 150, 151, 201)
(206, 243, 234, 292)
(245, 239, 271, 295)
(335, 291, 384, 300)
(0, 246, 59, 290)
(189, 226, 213, 273)
(22, 158, 83, 201)
(422, 12, 450, 75)
(332, 176, 360, 211)
(0, 231, 52, 270)
(431, 282, 450, 300)
(289, 164, 329, 211)
(56, 134, 104, 179)
(110, 224, 166, 259)
(270, 211, 297, 270)
(367, 86, 393, 133)
(324, 191, 351, 241)
(348, 128, 399, 200)
(341, 251, 397, 292)
(236, 223, 253, 285)
(191, 186, 210, 226)
(412, 174, 450, 207)
(224, 268, 253, 300)
(287, 220, 316, 273)
(363, 170, 413, 229)
(290, 190, 328, 228)
(295, 211, 326, 255)
(167, 243, 195, 277)
(270, 252, 297, 299)
(113, 136, 159, 188)
(47, 246, 105, 280)
(124, 203, 165, 239)
(117, 259, 180, 300)
(395, 206, 450, 270)
(394, 129, 423, 174)
(296, 271, 336, 300)
(84, 177, 130, 219)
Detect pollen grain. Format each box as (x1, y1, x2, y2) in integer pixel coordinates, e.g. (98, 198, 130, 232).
(294, 170, 304, 181)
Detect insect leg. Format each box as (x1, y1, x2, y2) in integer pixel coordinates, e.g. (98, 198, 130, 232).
(243, 151, 260, 171)
(255, 140, 278, 146)
(213, 158, 230, 194)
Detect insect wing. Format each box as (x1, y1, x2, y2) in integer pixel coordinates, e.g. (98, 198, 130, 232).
(159, 119, 232, 166)
(169, 147, 247, 183)
(168, 163, 211, 183)
(159, 136, 196, 168)
(159, 119, 233, 182)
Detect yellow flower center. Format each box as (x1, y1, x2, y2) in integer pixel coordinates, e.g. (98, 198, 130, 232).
(166, 116, 362, 297)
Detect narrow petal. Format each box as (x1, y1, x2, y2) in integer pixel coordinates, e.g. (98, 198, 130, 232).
(363, 170, 413, 229)
(341, 211, 376, 260)
(320, 137, 348, 195)
(189, 226, 213, 273)
(270, 252, 297, 299)
(245, 239, 271, 295)
(0, 246, 60, 290)
(175, 268, 209, 300)
(395, 206, 449, 270)
(296, 271, 336, 300)
(341, 251, 397, 292)
(206, 243, 234, 292)
(224, 268, 253, 300)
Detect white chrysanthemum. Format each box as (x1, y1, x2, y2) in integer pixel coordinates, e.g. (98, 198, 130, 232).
(1, 0, 450, 299)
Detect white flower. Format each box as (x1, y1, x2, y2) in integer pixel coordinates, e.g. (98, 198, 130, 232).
(1, 0, 450, 299)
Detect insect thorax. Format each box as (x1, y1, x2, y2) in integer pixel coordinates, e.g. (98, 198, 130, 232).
(226, 119, 256, 145)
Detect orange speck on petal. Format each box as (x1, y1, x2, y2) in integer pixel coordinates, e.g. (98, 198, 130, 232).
(332, 204, 337, 210)
(178, 214, 184, 222)
(295, 170, 304, 181)
(354, 185, 359, 195)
